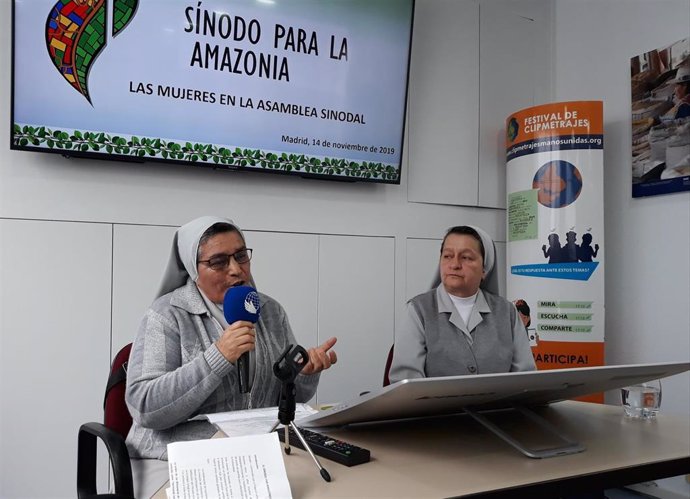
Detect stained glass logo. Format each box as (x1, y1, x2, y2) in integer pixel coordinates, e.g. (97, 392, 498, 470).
(506, 117, 519, 143)
(46, 0, 139, 104)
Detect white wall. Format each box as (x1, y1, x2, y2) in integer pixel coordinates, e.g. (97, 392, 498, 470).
(553, 1, 690, 496)
(0, 220, 113, 498)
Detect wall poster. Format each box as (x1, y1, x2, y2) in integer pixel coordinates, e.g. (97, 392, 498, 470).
(631, 37, 690, 198)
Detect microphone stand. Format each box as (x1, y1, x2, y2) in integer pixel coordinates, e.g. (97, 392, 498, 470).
(269, 345, 331, 482)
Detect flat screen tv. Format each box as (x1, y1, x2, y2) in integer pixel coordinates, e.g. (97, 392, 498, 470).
(11, 0, 414, 183)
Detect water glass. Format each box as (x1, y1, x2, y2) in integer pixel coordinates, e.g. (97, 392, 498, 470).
(621, 379, 662, 420)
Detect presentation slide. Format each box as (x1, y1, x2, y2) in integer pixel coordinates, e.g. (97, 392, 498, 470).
(13, 0, 414, 182)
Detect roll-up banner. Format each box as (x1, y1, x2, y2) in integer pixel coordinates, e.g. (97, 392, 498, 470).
(505, 101, 604, 402)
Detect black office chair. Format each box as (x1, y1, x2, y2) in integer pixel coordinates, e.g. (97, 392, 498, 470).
(383, 344, 394, 386)
(77, 343, 134, 499)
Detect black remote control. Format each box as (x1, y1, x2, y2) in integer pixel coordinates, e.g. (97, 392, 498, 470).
(275, 426, 371, 466)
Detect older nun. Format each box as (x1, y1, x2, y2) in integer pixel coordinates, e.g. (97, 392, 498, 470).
(125, 216, 337, 497)
(390, 225, 535, 383)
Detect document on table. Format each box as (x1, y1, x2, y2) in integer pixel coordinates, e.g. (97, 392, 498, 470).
(190, 404, 318, 437)
(167, 432, 291, 499)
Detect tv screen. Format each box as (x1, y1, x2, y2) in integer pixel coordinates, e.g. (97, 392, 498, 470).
(11, 0, 414, 183)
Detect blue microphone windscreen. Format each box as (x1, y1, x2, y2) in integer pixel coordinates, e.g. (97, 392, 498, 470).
(223, 286, 261, 324)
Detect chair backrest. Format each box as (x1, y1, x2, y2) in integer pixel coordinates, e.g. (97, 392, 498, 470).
(383, 344, 394, 387)
(103, 343, 133, 440)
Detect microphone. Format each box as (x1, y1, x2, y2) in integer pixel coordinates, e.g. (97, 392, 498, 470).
(223, 285, 261, 394)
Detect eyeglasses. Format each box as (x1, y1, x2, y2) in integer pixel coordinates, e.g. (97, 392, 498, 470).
(198, 248, 253, 271)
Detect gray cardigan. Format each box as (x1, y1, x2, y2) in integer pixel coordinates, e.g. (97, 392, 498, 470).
(389, 286, 536, 383)
(125, 279, 319, 459)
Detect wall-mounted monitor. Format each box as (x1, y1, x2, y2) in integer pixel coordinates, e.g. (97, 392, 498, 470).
(11, 0, 414, 183)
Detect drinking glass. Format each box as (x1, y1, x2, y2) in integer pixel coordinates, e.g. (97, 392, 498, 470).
(621, 379, 662, 419)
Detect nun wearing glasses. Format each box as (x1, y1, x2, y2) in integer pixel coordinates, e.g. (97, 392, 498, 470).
(389, 225, 535, 384)
(125, 216, 337, 497)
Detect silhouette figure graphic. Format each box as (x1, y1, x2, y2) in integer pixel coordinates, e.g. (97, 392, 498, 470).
(542, 233, 563, 263)
(577, 233, 600, 262)
(562, 231, 579, 263)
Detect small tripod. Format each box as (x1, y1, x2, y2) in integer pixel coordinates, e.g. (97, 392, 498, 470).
(269, 344, 331, 482)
